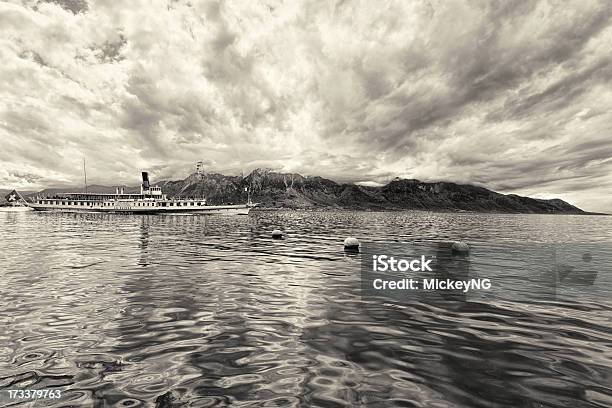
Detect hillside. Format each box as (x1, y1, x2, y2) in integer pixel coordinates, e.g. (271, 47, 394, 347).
(17, 169, 587, 214)
(158, 169, 585, 214)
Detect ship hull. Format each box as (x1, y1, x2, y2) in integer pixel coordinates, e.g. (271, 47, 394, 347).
(29, 203, 254, 215)
(0, 206, 33, 212)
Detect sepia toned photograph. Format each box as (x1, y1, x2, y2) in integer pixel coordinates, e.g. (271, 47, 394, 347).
(1, 1, 611, 407)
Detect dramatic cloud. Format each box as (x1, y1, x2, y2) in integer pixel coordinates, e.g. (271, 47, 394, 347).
(1, 0, 611, 212)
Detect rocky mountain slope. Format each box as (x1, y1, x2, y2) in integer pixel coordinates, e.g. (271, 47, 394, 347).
(19, 169, 587, 213)
(156, 169, 585, 214)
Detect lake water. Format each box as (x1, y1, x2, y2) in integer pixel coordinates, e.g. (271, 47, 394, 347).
(1, 210, 611, 407)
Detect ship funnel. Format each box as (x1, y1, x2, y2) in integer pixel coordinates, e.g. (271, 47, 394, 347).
(142, 172, 150, 189)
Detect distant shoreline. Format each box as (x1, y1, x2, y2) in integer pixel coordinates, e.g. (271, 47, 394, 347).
(2, 169, 605, 215)
(249, 207, 610, 216)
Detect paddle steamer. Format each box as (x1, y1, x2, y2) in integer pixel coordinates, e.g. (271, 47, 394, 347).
(29, 172, 255, 215)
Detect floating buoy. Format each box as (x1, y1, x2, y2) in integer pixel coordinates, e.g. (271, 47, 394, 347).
(343, 237, 360, 252)
(451, 241, 470, 255)
(272, 229, 283, 239)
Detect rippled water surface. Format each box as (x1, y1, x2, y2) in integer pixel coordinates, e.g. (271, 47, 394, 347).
(1, 210, 611, 407)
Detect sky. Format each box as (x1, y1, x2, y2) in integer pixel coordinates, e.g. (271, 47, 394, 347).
(1, 0, 611, 212)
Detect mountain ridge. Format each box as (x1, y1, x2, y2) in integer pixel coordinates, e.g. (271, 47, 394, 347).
(10, 169, 597, 214)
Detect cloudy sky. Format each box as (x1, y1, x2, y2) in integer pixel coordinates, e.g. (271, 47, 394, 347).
(1, 0, 611, 212)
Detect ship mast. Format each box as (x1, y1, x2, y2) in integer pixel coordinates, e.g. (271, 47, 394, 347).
(83, 158, 88, 194)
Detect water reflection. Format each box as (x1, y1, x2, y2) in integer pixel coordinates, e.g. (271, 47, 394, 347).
(0, 211, 610, 407)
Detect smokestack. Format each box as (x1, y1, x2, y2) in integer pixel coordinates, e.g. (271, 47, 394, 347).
(120, 187, 124, 194)
(115, 187, 119, 195)
(142, 172, 150, 189)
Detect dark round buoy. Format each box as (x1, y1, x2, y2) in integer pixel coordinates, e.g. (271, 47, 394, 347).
(451, 241, 470, 255)
(343, 237, 360, 252)
(272, 229, 283, 239)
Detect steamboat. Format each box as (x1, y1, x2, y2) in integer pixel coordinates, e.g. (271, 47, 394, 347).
(29, 172, 255, 215)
